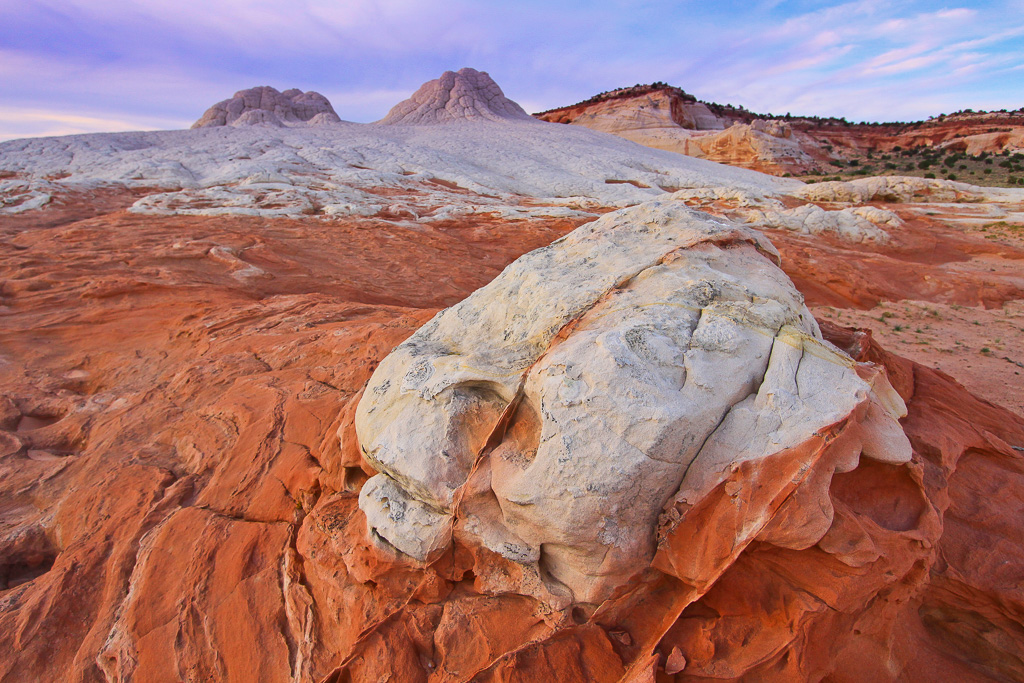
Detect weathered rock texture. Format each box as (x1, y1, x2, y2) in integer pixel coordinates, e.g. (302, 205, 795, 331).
(536, 84, 1024, 176)
(535, 87, 831, 174)
(356, 201, 911, 609)
(0, 95, 796, 222)
(658, 186, 902, 243)
(192, 86, 341, 128)
(795, 175, 990, 204)
(743, 203, 900, 243)
(0, 202, 589, 683)
(2, 129, 1024, 681)
(537, 87, 726, 132)
(379, 68, 533, 124)
(665, 180, 1024, 312)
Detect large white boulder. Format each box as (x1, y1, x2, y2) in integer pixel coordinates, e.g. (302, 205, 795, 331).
(354, 200, 911, 604)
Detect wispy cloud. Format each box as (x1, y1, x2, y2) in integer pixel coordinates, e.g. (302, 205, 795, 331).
(647, 1, 1024, 121)
(0, 0, 1022, 137)
(0, 107, 187, 142)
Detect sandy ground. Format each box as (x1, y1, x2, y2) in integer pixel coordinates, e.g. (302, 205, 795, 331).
(813, 299, 1024, 415)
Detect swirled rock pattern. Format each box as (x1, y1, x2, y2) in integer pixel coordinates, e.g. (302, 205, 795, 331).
(355, 201, 911, 605)
(0, 189, 1023, 681)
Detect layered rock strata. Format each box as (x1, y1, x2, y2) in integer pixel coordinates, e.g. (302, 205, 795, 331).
(537, 88, 726, 132)
(537, 85, 1024, 176)
(355, 201, 911, 606)
(536, 87, 830, 174)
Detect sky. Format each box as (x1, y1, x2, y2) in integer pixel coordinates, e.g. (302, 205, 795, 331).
(2, 0, 1023, 140)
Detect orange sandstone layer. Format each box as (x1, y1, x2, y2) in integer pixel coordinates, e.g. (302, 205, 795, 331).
(1, 201, 1023, 682)
(537, 87, 1024, 175)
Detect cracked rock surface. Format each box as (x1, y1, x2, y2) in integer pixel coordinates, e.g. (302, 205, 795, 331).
(192, 85, 342, 128)
(356, 200, 912, 604)
(0, 104, 795, 221)
(379, 67, 534, 125)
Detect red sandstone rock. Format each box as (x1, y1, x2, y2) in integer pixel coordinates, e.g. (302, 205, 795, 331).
(1, 198, 1023, 682)
(536, 86, 1024, 176)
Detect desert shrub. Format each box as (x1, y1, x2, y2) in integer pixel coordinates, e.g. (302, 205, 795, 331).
(924, 172, 936, 179)
(984, 168, 992, 174)
(918, 160, 932, 169)
(947, 174, 957, 180)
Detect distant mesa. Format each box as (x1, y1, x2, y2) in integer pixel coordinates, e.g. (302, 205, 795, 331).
(536, 84, 727, 132)
(379, 67, 534, 125)
(534, 82, 1024, 176)
(192, 86, 342, 128)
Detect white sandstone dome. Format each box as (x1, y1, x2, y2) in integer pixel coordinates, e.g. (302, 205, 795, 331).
(378, 67, 535, 124)
(192, 86, 342, 128)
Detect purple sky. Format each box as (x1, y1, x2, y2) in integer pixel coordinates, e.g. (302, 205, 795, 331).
(2, 0, 1023, 140)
